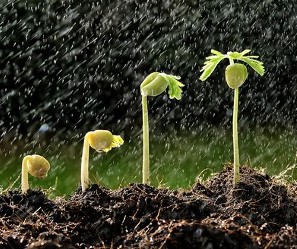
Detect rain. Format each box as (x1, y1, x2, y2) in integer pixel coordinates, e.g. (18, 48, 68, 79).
(0, 0, 297, 195)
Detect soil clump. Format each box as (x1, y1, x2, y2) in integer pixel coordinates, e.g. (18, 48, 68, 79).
(0, 166, 296, 248)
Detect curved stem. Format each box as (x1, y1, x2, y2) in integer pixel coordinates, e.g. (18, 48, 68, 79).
(21, 156, 30, 194)
(233, 87, 240, 186)
(142, 95, 150, 184)
(81, 133, 90, 192)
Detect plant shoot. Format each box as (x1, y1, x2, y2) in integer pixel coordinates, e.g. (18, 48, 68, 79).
(140, 72, 184, 184)
(200, 49, 265, 186)
(80, 130, 124, 192)
(21, 154, 50, 194)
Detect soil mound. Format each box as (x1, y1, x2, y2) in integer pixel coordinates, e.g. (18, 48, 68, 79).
(0, 166, 296, 248)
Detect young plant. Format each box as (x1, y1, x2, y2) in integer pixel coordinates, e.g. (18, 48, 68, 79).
(140, 72, 184, 184)
(200, 49, 265, 186)
(80, 130, 124, 192)
(21, 154, 50, 194)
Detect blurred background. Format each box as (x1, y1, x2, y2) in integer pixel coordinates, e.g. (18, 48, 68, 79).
(0, 0, 296, 196)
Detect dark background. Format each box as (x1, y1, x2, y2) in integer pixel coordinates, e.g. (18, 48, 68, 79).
(1, 0, 296, 139)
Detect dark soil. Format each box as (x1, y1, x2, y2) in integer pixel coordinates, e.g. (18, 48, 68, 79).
(1, 166, 297, 248)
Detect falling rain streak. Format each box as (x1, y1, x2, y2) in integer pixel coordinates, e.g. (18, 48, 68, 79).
(0, 0, 296, 192)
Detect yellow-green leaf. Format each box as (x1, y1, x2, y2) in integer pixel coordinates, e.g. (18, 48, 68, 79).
(240, 57, 265, 76)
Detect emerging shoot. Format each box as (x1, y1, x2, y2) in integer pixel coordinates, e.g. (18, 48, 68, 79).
(200, 49, 265, 186)
(140, 72, 184, 184)
(21, 154, 50, 194)
(80, 130, 124, 192)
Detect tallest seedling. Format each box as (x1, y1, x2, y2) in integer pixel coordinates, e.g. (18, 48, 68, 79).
(140, 72, 184, 184)
(200, 49, 265, 186)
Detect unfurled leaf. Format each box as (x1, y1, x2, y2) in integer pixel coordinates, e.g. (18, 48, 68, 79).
(240, 57, 265, 76)
(240, 49, 251, 56)
(200, 56, 225, 81)
(210, 49, 223, 55)
(200, 49, 265, 81)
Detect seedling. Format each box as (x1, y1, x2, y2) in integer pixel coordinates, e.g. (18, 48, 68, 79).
(200, 49, 265, 186)
(140, 72, 184, 184)
(80, 130, 124, 192)
(21, 154, 50, 194)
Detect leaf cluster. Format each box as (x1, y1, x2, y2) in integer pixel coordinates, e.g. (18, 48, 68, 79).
(200, 49, 265, 81)
(160, 73, 184, 100)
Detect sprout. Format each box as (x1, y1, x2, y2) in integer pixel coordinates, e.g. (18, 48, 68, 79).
(21, 154, 50, 194)
(200, 49, 265, 186)
(80, 130, 124, 192)
(140, 72, 184, 184)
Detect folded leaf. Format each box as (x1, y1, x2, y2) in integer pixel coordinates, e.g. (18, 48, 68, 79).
(162, 74, 184, 100)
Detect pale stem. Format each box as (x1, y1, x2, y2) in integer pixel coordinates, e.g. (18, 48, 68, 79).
(142, 95, 150, 184)
(81, 133, 90, 192)
(21, 156, 30, 194)
(233, 87, 240, 186)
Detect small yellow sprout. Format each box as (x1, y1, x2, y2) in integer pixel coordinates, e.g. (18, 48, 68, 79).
(21, 154, 50, 194)
(80, 130, 124, 192)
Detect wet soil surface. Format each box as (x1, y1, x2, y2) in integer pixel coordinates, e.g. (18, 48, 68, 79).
(1, 166, 297, 248)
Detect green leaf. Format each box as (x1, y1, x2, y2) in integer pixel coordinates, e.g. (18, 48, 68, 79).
(240, 49, 251, 56)
(245, 55, 259, 58)
(228, 51, 242, 59)
(170, 75, 181, 80)
(210, 49, 223, 55)
(161, 74, 184, 100)
(239, 57, 265, 76)
(205, 55, 220, 60)
(199, 49, 264, 82)
(199, 56, 225, 81)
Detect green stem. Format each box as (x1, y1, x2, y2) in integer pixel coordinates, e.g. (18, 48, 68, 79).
(233, 87, 240, 186)
(142, 95, 150, 184)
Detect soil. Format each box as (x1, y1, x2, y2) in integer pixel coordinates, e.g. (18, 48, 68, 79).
(1, 165, 297, 248)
